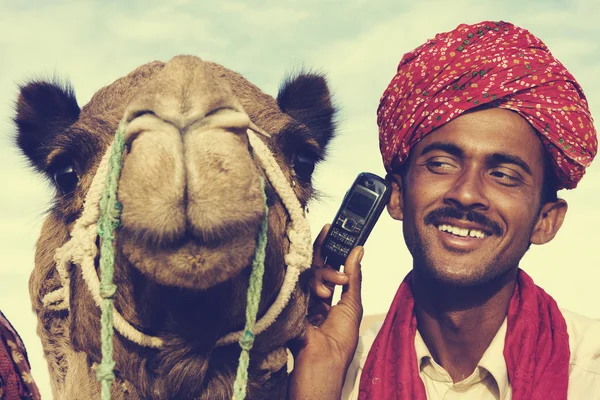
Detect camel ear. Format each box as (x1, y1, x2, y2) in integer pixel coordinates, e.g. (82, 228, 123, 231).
(14, 80, 80, 171)
(277, 72, 336, 150)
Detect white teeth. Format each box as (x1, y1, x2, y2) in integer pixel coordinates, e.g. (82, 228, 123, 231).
(438, 224, 452, 233)
(469, 229, 486, 238)
(437, 224, 486, 238)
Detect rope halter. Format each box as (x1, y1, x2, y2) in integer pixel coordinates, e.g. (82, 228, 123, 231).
(42, 118, 313, 399)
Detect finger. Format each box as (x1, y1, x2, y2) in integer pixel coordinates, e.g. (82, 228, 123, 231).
(321, 270, 347, 300)
(309, 274, 331, 300)
(312, 224, 331, 268)
(315, 281, 332, 298)
(338, 246, 364, 319)
(321, 267, 350, 287)
(311, 266, 349, 305)
(317, 247, 364, 359)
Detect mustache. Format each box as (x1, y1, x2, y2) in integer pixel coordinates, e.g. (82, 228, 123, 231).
(424, 206, 503, 236)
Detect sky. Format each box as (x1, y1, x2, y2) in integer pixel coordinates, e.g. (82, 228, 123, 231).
(1, 0, 599, 397)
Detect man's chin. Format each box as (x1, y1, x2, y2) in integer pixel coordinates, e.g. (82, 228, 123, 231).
(409, 237, 501, 287)
(414, 258, 494, 288)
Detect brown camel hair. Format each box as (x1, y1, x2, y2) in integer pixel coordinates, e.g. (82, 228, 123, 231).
(13, 55, 337, 399)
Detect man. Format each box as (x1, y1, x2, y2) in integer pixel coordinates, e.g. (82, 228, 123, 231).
(0, 310, 41, 399)
(288, 21, 600, 399)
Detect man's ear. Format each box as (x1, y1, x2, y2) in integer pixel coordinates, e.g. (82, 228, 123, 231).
(386, 173, 404, 221)
(530, 199, 568, 245)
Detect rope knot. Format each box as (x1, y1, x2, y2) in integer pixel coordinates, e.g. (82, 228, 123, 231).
(99, 283, 117, 299)
(284, 252, 305, 270)
(95, 361, 116, 382)
(239, 329, 255, 352)
(285, 226, 312, 272)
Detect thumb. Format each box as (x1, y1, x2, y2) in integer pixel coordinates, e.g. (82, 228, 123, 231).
(338, 246, 364, 322)
(318, 246, 364, 366)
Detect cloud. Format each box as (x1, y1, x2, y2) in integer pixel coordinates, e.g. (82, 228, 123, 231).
(219, 2, 310, 32)
(106, 6, 225, 45)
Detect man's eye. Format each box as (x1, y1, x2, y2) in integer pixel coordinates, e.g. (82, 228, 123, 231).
(490, 170, 521, 185)
(426, 159, 457, 172)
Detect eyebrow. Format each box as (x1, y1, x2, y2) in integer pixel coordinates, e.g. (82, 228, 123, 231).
(419, 142, 464, 158)
(488, 153, 533, 176)
(419, 141, 533, 176)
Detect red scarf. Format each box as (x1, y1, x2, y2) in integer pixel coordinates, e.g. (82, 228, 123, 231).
(358, 269, 570, 399)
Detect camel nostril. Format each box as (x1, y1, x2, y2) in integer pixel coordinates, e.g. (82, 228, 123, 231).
(128, 109, 157, 123)
(193, 106, 251, 135)
(204, 106, 238, 118)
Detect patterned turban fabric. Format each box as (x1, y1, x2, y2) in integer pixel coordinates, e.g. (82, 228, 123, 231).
(378, 21, 597, 189)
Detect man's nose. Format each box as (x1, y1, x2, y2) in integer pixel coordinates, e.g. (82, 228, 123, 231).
(443, 167, 490, 210)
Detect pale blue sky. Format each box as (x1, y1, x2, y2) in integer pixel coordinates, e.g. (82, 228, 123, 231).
(1, 0, 599, 397)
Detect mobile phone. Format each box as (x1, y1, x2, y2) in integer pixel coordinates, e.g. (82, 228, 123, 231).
(321, 172, 391, 268)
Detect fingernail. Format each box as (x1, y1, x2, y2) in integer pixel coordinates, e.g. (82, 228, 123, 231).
(358, 247, 364, 262)
(335, 270, 349, 276)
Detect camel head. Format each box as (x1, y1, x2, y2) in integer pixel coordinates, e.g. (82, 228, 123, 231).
(14, 55, 336, 399)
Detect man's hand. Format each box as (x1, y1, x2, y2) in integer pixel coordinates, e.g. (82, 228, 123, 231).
(288, 224, 364, 400)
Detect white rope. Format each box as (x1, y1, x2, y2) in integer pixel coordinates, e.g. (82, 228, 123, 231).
(217, 131, 312, 345)
(43, 140, 163, 348)
(43, 124, 312, 350)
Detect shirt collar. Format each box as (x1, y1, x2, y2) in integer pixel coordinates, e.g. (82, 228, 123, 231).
(414, 317, 510, 399)
(478, 317, 510, 399)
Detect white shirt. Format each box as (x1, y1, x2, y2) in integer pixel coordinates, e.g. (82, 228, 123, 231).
(341, 309, 600, 399)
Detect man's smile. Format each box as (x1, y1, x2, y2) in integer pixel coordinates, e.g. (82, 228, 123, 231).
(437, 223, 487, 238)
(429, 219, 496, 252)
(424, 206, 503, 237)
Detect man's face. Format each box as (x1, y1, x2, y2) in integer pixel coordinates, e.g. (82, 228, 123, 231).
(393, 108, 554, 287)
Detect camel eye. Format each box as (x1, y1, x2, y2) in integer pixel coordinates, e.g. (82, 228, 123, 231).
(292, 152, 316, 181)
(53, 164, 79, 194)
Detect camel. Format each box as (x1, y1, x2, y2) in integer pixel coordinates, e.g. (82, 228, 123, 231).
(13, 55, 336, 399)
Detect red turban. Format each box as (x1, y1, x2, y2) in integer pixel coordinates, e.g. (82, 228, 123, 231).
(378, 21, 597, 190)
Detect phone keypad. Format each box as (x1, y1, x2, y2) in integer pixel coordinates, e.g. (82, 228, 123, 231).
(324, 239, 350, 258)
(330, 227, 356, 247)
(323, 224, 358, 261)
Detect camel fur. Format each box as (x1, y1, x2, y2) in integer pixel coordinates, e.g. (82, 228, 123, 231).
(13, 55, 337, 400)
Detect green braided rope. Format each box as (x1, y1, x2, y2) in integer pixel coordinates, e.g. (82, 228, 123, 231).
(96, 119, 127, 400)
(95, 120, 268, 400)
(232, 176, 269, 400)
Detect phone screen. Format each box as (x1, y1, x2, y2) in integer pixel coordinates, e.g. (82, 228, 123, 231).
(346, 191, 375, 218)
(322, 172, 391, 273)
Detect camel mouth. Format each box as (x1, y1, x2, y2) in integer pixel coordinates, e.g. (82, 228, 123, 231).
(119, 228, 259, 290)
